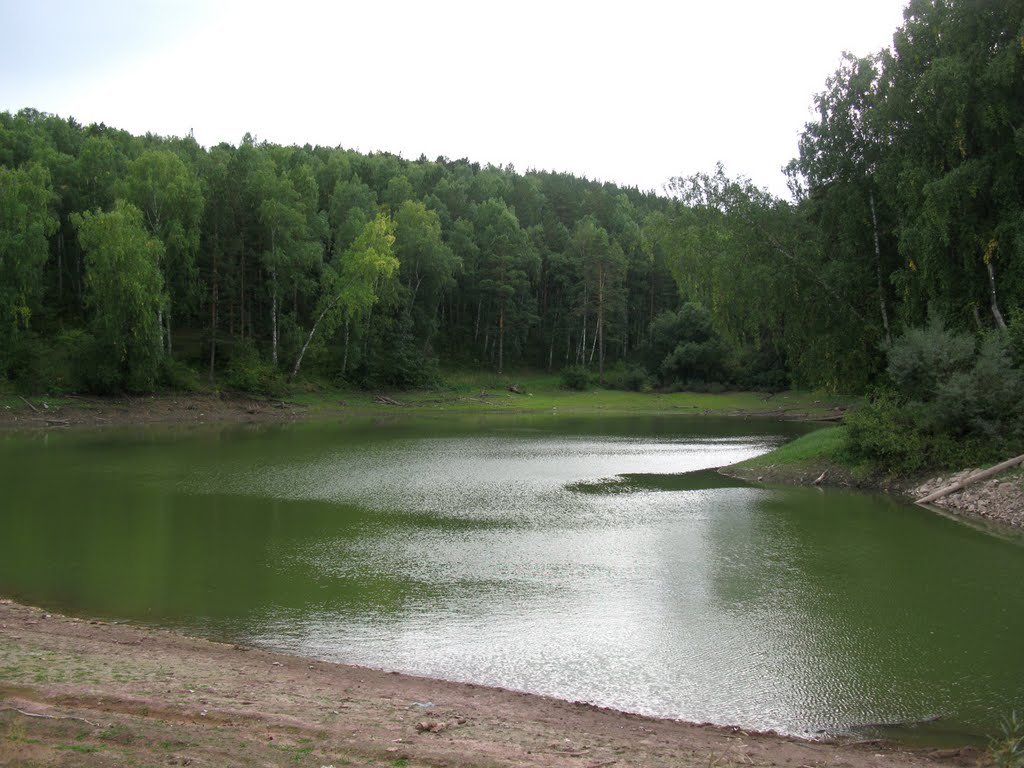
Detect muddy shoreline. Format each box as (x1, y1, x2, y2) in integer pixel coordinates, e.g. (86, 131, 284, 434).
(0, 600, 978, 767)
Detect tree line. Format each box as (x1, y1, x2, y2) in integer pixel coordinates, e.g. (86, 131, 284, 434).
(0, 113, 687, 393)
(1, 0, 1022, 412)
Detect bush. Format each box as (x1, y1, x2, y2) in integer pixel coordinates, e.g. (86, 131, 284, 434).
(602, 362, 649, 391)
(989, 711, 1024, 768)
(560, 364, 590, 390)
(846, 322, 1024, 474)
(845, 391, 927, 473)
(159, 357, 202, 392)
(223, 341, 284, 395)
(886, 317, 975, 400)
(732, 345, 789, 392)
(8, 329, 90, 394)
(647, 303, 729, 387)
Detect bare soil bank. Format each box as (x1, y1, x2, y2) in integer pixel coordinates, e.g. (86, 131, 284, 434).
(725, 459, 1024, 536)
(0, 392, 310, 430)
(0, 600, 980, 768)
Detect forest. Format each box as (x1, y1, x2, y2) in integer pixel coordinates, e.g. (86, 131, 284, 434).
(1, 0, 1022, 468)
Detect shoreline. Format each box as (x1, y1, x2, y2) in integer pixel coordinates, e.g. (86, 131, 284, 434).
(722, 440, 1024, 536)
(0, 599, 977, 767)
(0, 389, 847, 431)
(0, 393, 1012, 765)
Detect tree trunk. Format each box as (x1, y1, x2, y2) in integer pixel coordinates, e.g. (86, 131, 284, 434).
(166, 309, 173, 357)
(986, 259, 1008, 331)
(868, 189, 892, 344)
(497, 306, 505, 375)
(341, 319, 350, 375)
(597, 264, 605, 383)
(290, 299, 337, 382)
(579, 314, 587, 366)
(916, 454, 1024, 505)
(271, 281, 279, 367)
(209, 251, 218, 385)
(57, 231, 63, 299)
(240, 237, 246, 339)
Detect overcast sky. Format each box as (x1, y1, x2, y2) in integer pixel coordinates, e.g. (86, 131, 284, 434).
(1, 0, 908, 198)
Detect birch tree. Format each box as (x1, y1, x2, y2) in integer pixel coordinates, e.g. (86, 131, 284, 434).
(290, 213, 397, 380)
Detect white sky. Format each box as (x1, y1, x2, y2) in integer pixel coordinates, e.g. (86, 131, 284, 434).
(0, 0, 907, 199)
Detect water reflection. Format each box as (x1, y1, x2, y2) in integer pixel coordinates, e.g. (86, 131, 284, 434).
(0, 415, 1022, 741)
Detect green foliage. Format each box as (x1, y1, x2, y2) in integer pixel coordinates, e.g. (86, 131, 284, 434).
(0, 163, 57, 377)
(72, 201, 165, 393)
(647, 303, 728, 387)
(731, 345, 789, 392)
(159, 357, 202, 392)
(8, 329, 90, 394)
(886, 318, 975, 401)
(359, 306, 439, 389)
(989, 711, 1024, 768)
(847, 322, 1024, 473)
(602, 361, 650, 392)
(223, 340, 283, 395)
(560, 364, 590, 390)
(845, 391, 928, 473)
(6, 11, 1024, 419)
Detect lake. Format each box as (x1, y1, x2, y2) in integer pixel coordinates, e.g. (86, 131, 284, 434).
(1, 413, 1022, 743)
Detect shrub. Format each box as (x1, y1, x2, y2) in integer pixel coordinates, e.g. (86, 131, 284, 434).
(989, 711, 1024, 768)
(847, 323, 1024, 474)
(845, 391, 927, 473)
(159, 357, 202, 392)
(223, 341, 284, 395)
(602, 362, 649, 391)
(560, 364, 590, 390)
(647, 303, 729, 387)
(886, 317, 975, 400)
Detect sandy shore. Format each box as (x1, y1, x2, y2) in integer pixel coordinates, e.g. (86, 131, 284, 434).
(0, 600, 980, 768)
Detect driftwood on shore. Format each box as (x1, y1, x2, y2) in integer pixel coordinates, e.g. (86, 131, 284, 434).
(915, 453, 1024, 506)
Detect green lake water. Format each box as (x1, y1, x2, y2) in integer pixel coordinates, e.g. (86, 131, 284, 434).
(1, 413, 1022, 742)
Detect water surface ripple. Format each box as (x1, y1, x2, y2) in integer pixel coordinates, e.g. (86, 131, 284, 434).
(1, 414, 1022, 743)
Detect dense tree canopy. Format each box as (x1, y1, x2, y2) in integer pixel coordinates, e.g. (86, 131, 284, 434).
(0, 0, 1021, 398)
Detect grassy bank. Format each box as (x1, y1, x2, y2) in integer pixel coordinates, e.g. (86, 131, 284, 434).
(283, 371, 848, 418)
(723, 426, 876, 489)
(1, 371, 851, 425)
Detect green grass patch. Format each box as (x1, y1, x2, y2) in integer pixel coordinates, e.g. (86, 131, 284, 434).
(57, 743, 102, 753)
(737, 426, 847, 468)
(288, 373, 845, 418)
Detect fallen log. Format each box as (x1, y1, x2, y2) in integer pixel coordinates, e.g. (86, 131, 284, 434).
(916, 454, 1024, 506)
(19, 395, 39, 413)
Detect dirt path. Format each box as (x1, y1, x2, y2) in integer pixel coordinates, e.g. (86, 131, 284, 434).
(0, 600, 979, 768)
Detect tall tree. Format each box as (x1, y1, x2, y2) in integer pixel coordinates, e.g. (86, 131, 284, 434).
(72, 201, 165, 392)
(251, 149, 324, 367)
(0, 163, 57, 373)
(117, 149, 204, 355)
(291, 212, 398, 380)
(474, 198, 538, 374)
(395, 200, 460, 348)
(572, 217, 625, 382)
(791, 52, 895, 344)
